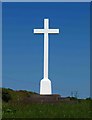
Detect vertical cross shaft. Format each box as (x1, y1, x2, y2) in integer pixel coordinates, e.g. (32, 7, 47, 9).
(44, 19, 49, 79)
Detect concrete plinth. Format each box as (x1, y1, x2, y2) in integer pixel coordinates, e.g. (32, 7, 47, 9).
(40, 79, 52, 95)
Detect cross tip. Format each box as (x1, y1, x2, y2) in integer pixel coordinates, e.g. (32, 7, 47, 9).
(58, 29, 60, 33)
(33, 29, 36, 33)
(44, 18, 49, 21)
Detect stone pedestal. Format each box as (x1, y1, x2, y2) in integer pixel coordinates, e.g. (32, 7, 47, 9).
(40, 78, 52, 95)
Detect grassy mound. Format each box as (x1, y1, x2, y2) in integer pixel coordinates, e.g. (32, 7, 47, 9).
(2, 88, 92, 118)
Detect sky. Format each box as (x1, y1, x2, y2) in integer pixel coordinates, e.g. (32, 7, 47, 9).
(2, 2, 90, 98)
(2, 0, 91, 2)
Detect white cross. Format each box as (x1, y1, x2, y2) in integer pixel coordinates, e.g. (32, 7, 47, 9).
(34, 18, 59, 95)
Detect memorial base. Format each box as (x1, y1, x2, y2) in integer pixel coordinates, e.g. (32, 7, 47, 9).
(40, 78, 52, 95)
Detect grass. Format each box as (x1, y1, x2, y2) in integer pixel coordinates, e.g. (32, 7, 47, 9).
(2, 88, 92, 118)
(2, 101, 91, 118)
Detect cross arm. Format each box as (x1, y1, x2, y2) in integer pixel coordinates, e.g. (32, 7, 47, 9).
(48, 29, 59, 34)
(34, 29, 44, 34)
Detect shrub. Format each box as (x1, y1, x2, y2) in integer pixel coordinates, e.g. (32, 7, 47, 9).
(86, 97, 92, 100)
(2, 91, 11, 102)
(70, 97, 77, 100)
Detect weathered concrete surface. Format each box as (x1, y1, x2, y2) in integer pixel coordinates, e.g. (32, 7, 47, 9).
(23, 94, 61, 103)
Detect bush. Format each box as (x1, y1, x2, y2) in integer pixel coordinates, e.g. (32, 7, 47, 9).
(70, 97, 77, 100)
(86, 97, 92, 100)
(2, 91, 11, 102)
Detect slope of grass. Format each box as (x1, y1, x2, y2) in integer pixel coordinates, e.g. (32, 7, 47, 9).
(2, 88, 92, 118)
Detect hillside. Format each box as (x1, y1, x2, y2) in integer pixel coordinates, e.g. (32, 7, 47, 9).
(2, 88, 38, 103)
(1, 88, 92, 118)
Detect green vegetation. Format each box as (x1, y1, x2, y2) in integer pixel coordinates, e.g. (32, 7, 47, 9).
(2, 89, 12, 102)
(2, 88, 92, 118)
